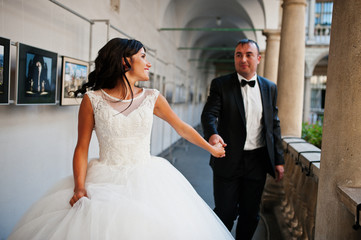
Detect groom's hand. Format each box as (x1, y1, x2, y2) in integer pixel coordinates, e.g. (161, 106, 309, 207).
(275, 165, 284, 182)
(209, 134, 227, 148)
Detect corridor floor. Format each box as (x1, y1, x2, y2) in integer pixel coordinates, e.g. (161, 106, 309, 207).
(159, 138, 269, 240)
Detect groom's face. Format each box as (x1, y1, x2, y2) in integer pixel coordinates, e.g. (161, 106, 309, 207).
(234, 42, 261, 80)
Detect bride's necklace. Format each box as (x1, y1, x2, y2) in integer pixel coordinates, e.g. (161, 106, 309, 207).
(100, 88, 144, 102)
(100, 89, 123, 101)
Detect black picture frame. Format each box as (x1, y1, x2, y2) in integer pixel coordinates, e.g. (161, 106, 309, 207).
(0, 37, 10, 104)
(16, 43, 57, 105)
(60, 56, 89, 105)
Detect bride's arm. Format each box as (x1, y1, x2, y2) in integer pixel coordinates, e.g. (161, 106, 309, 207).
(154, 94, 225, 158)
(69, 95, 94, 207)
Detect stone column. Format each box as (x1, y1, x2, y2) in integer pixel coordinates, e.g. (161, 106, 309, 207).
(257, 50, 265, 77)
(307, 0, 316, 43)
(303, 76, 311, 123)
(315, 0, 361, 239)
(262, 29, 281, 83)
(277, 0, 306, 137)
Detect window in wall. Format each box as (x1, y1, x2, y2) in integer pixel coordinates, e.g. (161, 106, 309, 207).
(310, 75, 327, 110)
(311, 89, 326, 109)
(315, 1, 333, 26)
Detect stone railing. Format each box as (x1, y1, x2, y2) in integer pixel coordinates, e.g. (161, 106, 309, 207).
(337, 185, 361, 232)
(315, 25, 330, 37)
(307, 25, 331, 45)
(262, 137, 361, 239)
(262, 137, 321, 240)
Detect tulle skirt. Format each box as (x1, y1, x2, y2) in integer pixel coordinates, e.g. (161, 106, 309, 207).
(8, 156, 234, 240)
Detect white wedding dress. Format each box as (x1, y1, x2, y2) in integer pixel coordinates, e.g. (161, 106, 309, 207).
(9, 88, 234, 240)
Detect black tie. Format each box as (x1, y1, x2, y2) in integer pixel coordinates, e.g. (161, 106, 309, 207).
(241, 79, 256, 87)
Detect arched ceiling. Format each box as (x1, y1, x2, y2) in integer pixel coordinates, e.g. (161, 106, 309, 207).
(160, 0, 280, 67)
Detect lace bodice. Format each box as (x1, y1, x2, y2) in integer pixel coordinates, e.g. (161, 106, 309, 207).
(86, 89, 159, 167)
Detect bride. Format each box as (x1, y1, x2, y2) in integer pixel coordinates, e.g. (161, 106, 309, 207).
(9, 38, 234, 239)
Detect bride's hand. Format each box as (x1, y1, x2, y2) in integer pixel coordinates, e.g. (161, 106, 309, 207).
(211, 142, 226, 158)
(69, 188, 88, 207)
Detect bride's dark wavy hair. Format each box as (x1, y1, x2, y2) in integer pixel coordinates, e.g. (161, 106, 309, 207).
(75, 38, 145, 99)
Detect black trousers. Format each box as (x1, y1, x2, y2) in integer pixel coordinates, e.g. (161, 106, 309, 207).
(213, 147, 268, 240)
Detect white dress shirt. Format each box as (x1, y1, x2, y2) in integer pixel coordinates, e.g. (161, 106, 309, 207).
(237, 73, 265, 150)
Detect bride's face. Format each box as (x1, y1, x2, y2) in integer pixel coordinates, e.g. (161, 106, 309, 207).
(126, 48, 151, 82)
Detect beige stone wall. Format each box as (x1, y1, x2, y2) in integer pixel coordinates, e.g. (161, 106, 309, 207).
(315, 0, 361, 239)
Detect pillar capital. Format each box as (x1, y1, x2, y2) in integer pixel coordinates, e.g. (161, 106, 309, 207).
(262, 30, 281, 83)
(282, 0, 307, 7)
(262, 29, 281, 39)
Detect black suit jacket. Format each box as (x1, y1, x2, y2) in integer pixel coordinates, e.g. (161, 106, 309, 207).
(201, 72, 284, 179)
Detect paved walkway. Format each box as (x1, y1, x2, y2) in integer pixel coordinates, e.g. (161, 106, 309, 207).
(160, 137, 269, 240)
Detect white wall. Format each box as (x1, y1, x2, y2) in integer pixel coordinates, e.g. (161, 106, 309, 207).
(0, 0, 206, 238)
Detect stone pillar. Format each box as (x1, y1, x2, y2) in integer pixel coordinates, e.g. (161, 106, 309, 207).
(277, 0, 306, 137)
(258, 50, 265, 77)
(303, 76, 311, 123)
(262, 29, 281, 84)
(315, 0, 361, 239)
(307, 0, 316, 42)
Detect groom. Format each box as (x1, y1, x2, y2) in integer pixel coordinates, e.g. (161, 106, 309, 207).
(201, 39, 284, 240)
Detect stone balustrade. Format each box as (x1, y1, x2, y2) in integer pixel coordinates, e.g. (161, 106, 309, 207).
(337, 186, 361, 232)
(263, 137, 361, 239)
(314, 25, 330, 37)
(314, 25, 331, 44)
(262, 137, 321, 240)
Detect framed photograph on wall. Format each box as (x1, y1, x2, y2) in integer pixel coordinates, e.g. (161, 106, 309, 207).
(16, 43, 57, 105)
(0, 37, 10, 105)
(60, 56, 89, 105)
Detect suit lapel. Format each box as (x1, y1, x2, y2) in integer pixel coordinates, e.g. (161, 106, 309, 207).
(231, 73, 246, 126)
(258, 76, 267, 107)
(258, 76, 270, 128)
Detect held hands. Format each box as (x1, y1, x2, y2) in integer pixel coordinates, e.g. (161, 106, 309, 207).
(209, 134, 227, 158)
(211, 142, 226, 158)
(69, 188, 88, 207)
